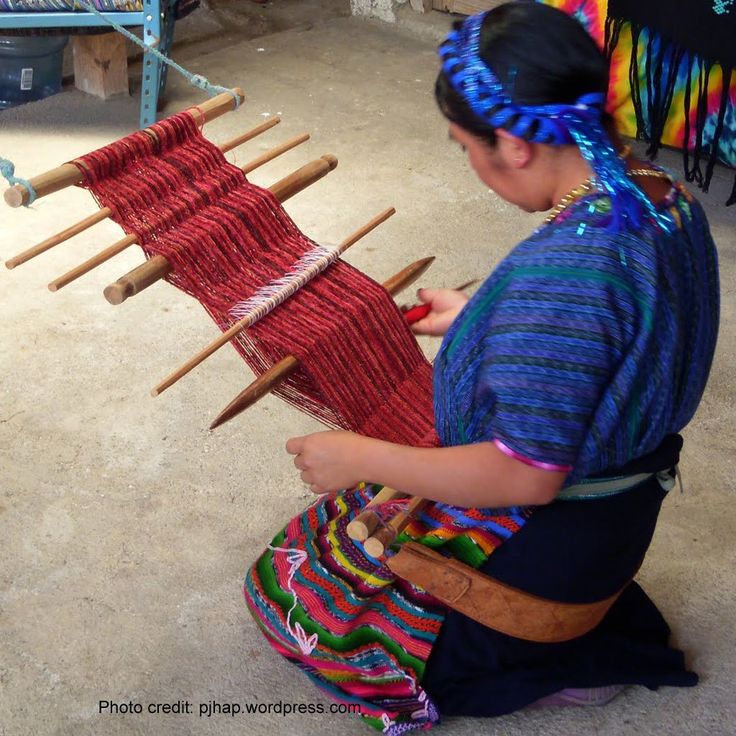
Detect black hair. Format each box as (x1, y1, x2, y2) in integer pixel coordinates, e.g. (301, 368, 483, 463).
(435, 1, 610, 147)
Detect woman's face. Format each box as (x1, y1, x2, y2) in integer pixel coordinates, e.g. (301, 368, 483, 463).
(448, 123, 533, 210)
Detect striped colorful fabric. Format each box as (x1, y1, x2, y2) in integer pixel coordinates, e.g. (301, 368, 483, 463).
(434, 184, 719, 483)
(0, 0, 199, 15)
(244, 485, 532, 732)
(0, 1, 144, 10)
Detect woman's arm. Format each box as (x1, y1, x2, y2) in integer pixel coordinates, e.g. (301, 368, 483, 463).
(287, 431, 565, 507)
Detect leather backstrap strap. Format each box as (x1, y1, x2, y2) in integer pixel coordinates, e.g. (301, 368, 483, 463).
(386, 541, 628, 643)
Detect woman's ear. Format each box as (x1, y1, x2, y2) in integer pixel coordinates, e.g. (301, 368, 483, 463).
(495, 128, 532, 169)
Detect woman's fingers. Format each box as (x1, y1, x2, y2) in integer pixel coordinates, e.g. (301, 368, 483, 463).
(416, 287, 437, 304)
(285, 436, 304, 455)
(410, 314, 437, 335)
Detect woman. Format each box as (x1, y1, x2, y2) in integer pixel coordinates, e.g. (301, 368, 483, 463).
(244, 2, 719, 731)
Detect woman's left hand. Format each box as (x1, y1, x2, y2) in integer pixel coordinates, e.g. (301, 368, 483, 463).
(286, 430, 369, 494)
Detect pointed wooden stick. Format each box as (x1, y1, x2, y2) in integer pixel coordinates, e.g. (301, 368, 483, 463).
(152, 207, 397, 397)
(3, 88, 246, 208)
(45, 135, 313, 292)
(4, 116, 281, 271)
(242, 133, 310, 174)
(103, 154, 339, 306)
(363, 496, 428, 558)
(346, 486, 408, 542)
(208, 255, 436, 430)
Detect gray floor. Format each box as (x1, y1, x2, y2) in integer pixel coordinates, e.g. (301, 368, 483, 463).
(1, 3, 735, 735)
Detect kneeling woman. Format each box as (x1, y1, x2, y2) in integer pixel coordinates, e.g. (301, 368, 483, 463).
(243, 2, 719, 731)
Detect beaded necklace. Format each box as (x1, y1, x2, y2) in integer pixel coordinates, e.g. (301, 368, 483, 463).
(543, 165, 672, 225)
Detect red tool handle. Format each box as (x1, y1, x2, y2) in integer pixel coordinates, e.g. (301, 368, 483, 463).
(402, 303, 431, 325)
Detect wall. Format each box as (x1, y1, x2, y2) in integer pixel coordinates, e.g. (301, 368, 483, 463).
(350, 0, 408, 22)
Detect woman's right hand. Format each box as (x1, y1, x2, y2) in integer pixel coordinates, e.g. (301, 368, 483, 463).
(410, 288, 470, 336)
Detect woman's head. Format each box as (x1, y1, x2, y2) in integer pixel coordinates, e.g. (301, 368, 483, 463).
(435, 2, 610, 148)
(434, 2, 669, 230)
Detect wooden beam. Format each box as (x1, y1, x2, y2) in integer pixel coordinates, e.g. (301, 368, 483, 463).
(3, 88, 246, 208)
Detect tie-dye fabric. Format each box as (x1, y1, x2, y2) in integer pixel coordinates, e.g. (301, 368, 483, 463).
(539, 0, 736, 203)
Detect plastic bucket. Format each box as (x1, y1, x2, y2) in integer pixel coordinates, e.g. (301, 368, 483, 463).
(0, 35, 68, 109)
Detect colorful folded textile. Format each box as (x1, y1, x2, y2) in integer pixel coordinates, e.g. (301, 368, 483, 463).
(0, 1, 144, 10)
(0, 0, 199, 18)
(244, 484, 532, 732)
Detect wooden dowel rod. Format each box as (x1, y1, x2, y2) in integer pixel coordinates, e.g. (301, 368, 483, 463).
(208, 255, 435, 430)
(219, 116, 280, 153)
(3, 88, 246, 208)
(4, 115, 279, 270)
(346, 487, 407, 542)
(152, 206, 396, 396)
(5, 208, 109, 270)
(48, 234, 137, 292)
(103, 154, 338, 306)
(242, 133, 310, 174)
(45, 141, 321, 292)
(363, 496, 428, 558)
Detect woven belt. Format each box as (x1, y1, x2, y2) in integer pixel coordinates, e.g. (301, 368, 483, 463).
(557, 468, 677, 501)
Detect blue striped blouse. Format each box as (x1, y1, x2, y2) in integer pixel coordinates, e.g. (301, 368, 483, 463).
(433, 186, 720, 484)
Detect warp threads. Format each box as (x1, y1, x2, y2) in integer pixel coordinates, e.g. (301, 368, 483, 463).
(72, 111, 439, 447)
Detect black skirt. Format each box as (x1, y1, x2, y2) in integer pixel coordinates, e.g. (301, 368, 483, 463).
(422, 434, 698, 717)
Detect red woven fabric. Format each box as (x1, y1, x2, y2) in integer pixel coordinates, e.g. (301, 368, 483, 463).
(72, 112, 438, 447)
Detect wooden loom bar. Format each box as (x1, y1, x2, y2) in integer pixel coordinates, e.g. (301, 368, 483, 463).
(103, 154, 339, 306)
(45, 134, 312, 292)
(363, 496, 428, 558)
(5, 208, 110, 270)
(346, 486, 408, 542)
(152, 207, 397, 396)
(3, 88, 246, 208)
(3, 115, 281, 271)
(241, 133, 310, 174)
(208, 255, 436, 430)
(218, 115, 280, 153)
(48, 234, 137, 292)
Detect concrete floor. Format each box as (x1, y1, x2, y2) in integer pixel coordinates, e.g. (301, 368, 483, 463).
(1, 3, 735, 735)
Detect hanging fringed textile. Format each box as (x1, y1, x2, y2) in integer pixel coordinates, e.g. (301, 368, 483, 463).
(538, 0, 736, 205)
(70, 111, 439, 447)
(606, 0, 736, 204)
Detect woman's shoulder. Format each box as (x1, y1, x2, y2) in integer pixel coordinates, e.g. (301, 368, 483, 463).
(504, 198, 635, 271)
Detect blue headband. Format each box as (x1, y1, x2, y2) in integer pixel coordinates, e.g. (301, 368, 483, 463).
(439, 12, 673, 233)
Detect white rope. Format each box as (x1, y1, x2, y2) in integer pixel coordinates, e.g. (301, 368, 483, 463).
(228, 242, 342, 324)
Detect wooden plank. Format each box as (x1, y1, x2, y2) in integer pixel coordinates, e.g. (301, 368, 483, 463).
(433, 0, 504, 14)
(72, 32, 129, 100)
